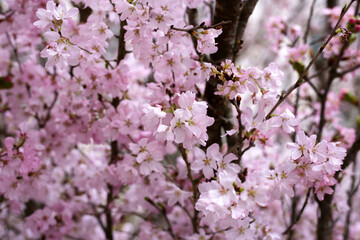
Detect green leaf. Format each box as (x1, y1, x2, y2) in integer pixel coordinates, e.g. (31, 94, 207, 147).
(342, 92, 358, 105)
(0, 76, 13, 89)
(349, 34, 356, 45)
(357, 116, 360, 127)
(289, 60, 306, 76)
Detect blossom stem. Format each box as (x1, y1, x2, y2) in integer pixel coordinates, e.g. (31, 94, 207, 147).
(179, 144, 199, 233)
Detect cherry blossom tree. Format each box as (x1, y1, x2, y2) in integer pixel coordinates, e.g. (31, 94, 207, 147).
(0, 0, 360, 239)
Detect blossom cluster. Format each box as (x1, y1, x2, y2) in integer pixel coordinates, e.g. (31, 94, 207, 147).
(287, 131, 346, 200)
(34, 1, 80, 70)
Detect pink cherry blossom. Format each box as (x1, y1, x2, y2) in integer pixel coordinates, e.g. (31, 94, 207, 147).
(270, 108, 298, 133)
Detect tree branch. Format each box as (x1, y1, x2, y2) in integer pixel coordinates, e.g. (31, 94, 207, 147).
(116, 20, 126, 65)
(303, 0, 317, 43)
(179, 144, 199, 233)
(211, 0, 243, 63)
(336, 64, 360, 77)
(265, 0, 355, 120)
(232, 0, 258, 61)
(283, 188, 311, 236)
(205, 0, 245, 149)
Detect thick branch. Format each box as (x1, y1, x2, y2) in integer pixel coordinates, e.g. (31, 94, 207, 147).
(232, 0, 258, 61)
(211, 0, 243, 62)
(117, 20, 126, 65)
(205, 0, 244, 148)
(316, 194, 334, 240)
(105, 184, 114, 240)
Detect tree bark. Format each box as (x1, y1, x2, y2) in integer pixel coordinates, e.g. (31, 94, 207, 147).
(317, 194, 334, 240)
(206, 0, 258, 148)
(232, 0, 258, 61)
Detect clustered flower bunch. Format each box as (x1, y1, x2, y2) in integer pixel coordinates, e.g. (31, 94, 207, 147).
(1, 0, 360, 239)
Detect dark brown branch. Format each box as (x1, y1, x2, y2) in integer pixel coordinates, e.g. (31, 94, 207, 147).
(92, 205, 107, 235)
(211, 0, 243, 63)
(316, 4, 355, 239)
(308, 65, 331, 80)
(205, 0, 244, 148)
(35, 91, 58, 128)
(316, 193, 334, 240)
(231, 99, 245, 165)
(336, 64, 360, 77)
(186, 8, 200, 56)
(317, 39, 350, 142)
(232, 0, 258, 61)
(144, 197, 176, 238)
(117, 20, 126, 65)
(303, 0, 317, 44)
(72, 2, 92, 23)
(170, 20, 231, 33)
(314, 132, 360, 240)
(283, 188, 311, 235)
(104, 184, 114, 240)
(6, 32, 23, 74)
(355, 0, 360, 15)
(327, 0, 338, 9)
(0, 10, 15, 23)
(305, 76, 322, 98)
(179, 144, 199, 233)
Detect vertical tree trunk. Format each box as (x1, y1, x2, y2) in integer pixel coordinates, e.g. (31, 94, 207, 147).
(317, 194, 334, 240)
(206, 0, 257, 148)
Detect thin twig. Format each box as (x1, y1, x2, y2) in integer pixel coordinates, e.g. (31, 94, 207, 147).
(207, 104, 233, 124)
(230, 99, 244, 165)
(101, 56, 115, 70)
(179, 144, 199, 233)
(336, 64, 360, 77)
(35, 91, 58, 128)
(240, 142, 254, 156)
(265, 0, 355, 120)
(283, 188, 311, 235)
(144, 197, 176, 239)
(309, 35, 327, 45)
(92, 205, 107, 234)
(0, 10, 15, 23)
(6, 32, 23, 73)
(317, 39, 351, 142)
(304, 76, 322, 98)
(303, 0, 317, 44)
(170, 20, 231, 33)
(308, 65, 330, 80)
